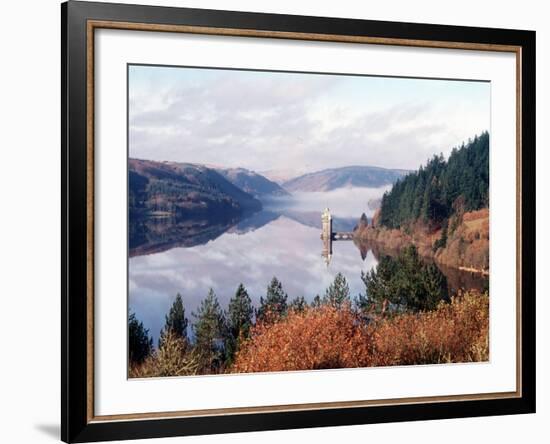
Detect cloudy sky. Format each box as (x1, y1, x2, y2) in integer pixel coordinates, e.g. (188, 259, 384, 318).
(129, 64, 490, 175)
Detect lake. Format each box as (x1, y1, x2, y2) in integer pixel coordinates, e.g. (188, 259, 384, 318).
(129, 187, 487, 344)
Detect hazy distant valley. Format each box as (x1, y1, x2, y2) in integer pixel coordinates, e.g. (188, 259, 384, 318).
(129, 158, 406, 223)
(128, 158, 409, 261)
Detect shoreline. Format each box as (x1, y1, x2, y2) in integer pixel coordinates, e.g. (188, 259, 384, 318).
(458, 266, 489, 276)
(353, 208, 490, 275)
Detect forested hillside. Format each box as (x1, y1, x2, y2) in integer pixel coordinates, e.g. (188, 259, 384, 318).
(379, 132, 489, 229)
(129, 159, 262, 219)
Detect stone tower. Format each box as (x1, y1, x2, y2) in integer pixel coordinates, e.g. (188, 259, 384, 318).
(321, 208, 332, 240)
(321, 208, 332, 265)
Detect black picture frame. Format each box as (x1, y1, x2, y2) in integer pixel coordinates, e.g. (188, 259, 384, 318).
(61, 1, 536, 442)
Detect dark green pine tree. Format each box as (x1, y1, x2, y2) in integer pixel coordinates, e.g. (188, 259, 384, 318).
(311, 294, 322, 308)
(432, 218, 449, 252)
(361, 245, 448, 313)
(192, 289, 225, 373)
(322, 272, 350, 308)
(256, 277, 288, 322)
(359, 254, 398, 312)
(224, 283, 253, 365)
(159, 293, 188, 348)
(354, 291, 369, 314)
(289, 295, 307, 313)
(128, 312, 153, 365)
(420, 263, 449, 310)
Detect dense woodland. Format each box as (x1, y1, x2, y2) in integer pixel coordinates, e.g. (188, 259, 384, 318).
(379, 132, 489, 229)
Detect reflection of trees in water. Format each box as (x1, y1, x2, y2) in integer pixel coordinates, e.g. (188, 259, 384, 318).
(437, 264, 488, 296)
(130, 209, 359, 258)
(129, 215, 239, 257)
(353, 238, 488, 296)
(130, 211, 487, 299)
(130, 210, 284, 257)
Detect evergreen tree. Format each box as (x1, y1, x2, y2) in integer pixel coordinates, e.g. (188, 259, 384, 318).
(128, 312, 153, 364)
(359, 255, 398, 312)
(192, 289, 225, 373)
(224, 283, 253, 365)
(421, 263, 449, 310)
(354, 292, 369, 314)
(361, 245, 448, 312)
(311, 294, 322, 308)
(159, 293, 188, 348)
(256, 277, 288, 322)
(322, 272, 350, 308)
(433, 219, 448, 251)
(289, 295, 307, 312)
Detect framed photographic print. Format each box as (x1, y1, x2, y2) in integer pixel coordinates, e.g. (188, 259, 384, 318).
(61, 1, 536, 442)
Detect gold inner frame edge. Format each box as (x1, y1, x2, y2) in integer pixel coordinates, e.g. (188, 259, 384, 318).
(85, 19, 523, 423)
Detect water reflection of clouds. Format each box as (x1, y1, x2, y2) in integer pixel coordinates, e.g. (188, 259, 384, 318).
(129, 217, 378, 344)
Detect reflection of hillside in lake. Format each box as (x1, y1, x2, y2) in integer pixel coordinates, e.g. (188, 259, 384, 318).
(129, 209, 359, 258)
(354, 239, 488, 297)
(129, 215, 240, 257)
(129, 188, 488, 344)
(130, 215, 377, 344)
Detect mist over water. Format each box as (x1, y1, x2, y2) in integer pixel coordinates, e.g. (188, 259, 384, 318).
(264, 186, 391, 218)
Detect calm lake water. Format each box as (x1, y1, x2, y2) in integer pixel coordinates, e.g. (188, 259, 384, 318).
(129, 187, 487, 344)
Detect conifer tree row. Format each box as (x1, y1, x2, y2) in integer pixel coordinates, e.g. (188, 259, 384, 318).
(379, 132, 489, 229)
(129, 265, 451, 374)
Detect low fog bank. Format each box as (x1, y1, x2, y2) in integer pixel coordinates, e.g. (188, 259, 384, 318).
(263, 185, 391, 219)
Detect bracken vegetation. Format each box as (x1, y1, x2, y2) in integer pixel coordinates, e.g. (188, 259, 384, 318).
(233, 303, 372, 372)
(232, 292, 488, 373)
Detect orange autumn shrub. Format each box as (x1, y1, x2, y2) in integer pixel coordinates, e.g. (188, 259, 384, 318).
(231, 292, 488, 373)
(232, 304, 373, 373)
(369, 292, 489, 366)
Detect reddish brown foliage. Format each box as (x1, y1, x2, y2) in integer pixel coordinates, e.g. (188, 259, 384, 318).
(232, 304, 373, 373)
(231, 292, 488, 373)
(355, 208, 489, 272)
(368, 291, 489, 366)
(462, 208, 489, 223)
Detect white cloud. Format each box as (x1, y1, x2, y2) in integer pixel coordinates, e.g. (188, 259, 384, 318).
(129, 67, 490, 172)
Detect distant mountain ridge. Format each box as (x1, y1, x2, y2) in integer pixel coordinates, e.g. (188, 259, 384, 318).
(129, 158, 262, 219)
(259, 168, 308, 185)
(217, 167, 289, 199)
(128, 159, 408, 222)
(282, 165, 409, 192)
